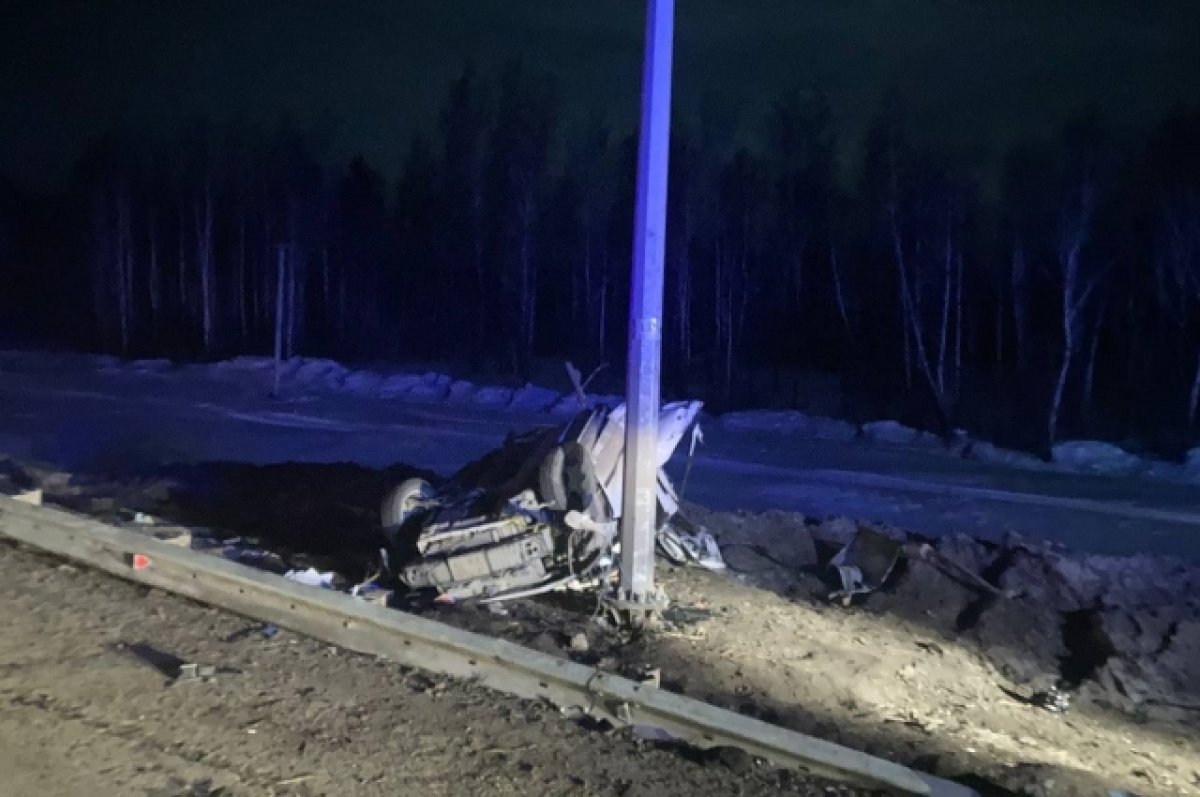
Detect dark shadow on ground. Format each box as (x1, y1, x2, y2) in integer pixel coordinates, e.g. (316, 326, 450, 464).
(107, 461, 439, 581)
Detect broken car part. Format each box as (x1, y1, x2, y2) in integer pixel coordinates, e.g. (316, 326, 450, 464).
(381, 402, 723, 601)
(828, 528, 903, 604)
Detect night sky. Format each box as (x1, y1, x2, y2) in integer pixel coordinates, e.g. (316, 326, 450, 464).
(4, 0, 1200, 188)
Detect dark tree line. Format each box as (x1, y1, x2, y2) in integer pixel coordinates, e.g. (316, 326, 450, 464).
(2, 60, 1200, 456)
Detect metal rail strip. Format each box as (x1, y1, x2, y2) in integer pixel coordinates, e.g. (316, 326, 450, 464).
(0, 496, 974, 797)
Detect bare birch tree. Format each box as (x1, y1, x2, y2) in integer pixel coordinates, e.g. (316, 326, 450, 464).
(1047, 175, 1101, 446)
(1153, 189, 1200, 424)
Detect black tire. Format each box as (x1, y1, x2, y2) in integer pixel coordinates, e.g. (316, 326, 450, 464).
(381, 478, 434, 530)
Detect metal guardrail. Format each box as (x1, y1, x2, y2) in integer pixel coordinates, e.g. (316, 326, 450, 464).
(0, 495, 975, 797)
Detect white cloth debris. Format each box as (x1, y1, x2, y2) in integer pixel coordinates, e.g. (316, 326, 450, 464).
(284, 567, 335, 588)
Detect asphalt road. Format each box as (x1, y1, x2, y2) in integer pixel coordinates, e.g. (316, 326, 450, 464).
(2, 353, 1199, 559)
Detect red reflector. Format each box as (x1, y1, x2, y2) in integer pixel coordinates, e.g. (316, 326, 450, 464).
(131, 553, 151, 570)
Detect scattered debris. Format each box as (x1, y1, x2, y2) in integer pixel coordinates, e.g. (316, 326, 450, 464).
(352, 585, 392, 606)
(564, 360, 607, 406)
(828, 528, 902, 604)
(911, 542, 1014, 598)
(662, 604, 713, 626)
(406, 672, 448, 695)
(349, 567, 392, 605)
(631, 724, 675, 742)
(176, 662, 217, 681)
(284, 567, 335, 589)
(657, 520, 726, 570)
(637, 665, 662, 689)
(216, 538, 287, 573)
(1030, 685, 1072, 714)
(568, 632, 590, 653)
(118, 641, 187, 679)
(13, 488, 42, 506)
(273, 775, 315, 788)
(152, 527, 192, 547)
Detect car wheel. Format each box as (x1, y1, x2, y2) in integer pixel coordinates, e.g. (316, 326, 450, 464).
(381, 478, 434, 530)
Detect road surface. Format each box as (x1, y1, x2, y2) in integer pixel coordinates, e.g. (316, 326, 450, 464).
(2, 352, 1199, 559)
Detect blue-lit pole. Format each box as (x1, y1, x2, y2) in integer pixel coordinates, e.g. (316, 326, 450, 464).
(619, 0, 675, 613)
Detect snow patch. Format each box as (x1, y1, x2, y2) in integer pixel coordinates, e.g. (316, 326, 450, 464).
(342, 370, 384, 397)
(379, 373, 423, 398)
(472, 386, 515, 406)
(406, 372, 452, 401)
(211, 356, 274, 372)
(965, 441, 1051, 471)
(95, 355, 124, 373)
(1052, 441, 1144, 476)
(1182, 448, 1200, 481)
(288, 359, 350, 391)
(446, 380, 477, 403)
(549, 392, 624, 416)
(217, 409, 363, 432)
(509, 383, 560, 411)
(861, 420, 922, 445)
(719, 410, 857, 441)
(128, 358, 174, 373)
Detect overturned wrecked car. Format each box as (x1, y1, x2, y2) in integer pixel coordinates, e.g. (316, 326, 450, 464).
(380, 401, 722, 602)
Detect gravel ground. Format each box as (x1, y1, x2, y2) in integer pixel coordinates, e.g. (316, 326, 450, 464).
(0, 541, 868, 797)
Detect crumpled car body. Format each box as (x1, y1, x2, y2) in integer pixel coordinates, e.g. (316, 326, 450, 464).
(381, 400, 719, 602)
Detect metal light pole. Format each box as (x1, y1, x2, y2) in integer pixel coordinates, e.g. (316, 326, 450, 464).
(615, 0, 675, 622)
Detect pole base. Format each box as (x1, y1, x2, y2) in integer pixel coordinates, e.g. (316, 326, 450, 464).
(601, 586, 669, 630)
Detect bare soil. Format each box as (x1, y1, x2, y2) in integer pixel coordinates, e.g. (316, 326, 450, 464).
(443, 562, 1199, 797)
(4, 457, 1200, 796)
(0, 542, 863, 797)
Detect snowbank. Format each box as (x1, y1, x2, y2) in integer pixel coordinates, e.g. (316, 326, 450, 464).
(379, 372, 423, 398)
(720, 410, 857, 441)
(549, 392, 625, 416)
(860, 420, 946, 448)
(342, 370, 384, 397)
(964, 441, 1052, 471)
(210, 356, 275, 373)
(1052, 440, 1144, 476)
(289, 359, 350, 391)
(509, 383, 561, 411)
(446, 379, 476, 403)
(127, 358, 174, 373)
(471, 386, 515, 406)
(407, 372, 452, 401)
(27, 349, 1200, 489)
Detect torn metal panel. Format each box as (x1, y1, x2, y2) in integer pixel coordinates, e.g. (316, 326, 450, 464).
(829, 528, 903, 602)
